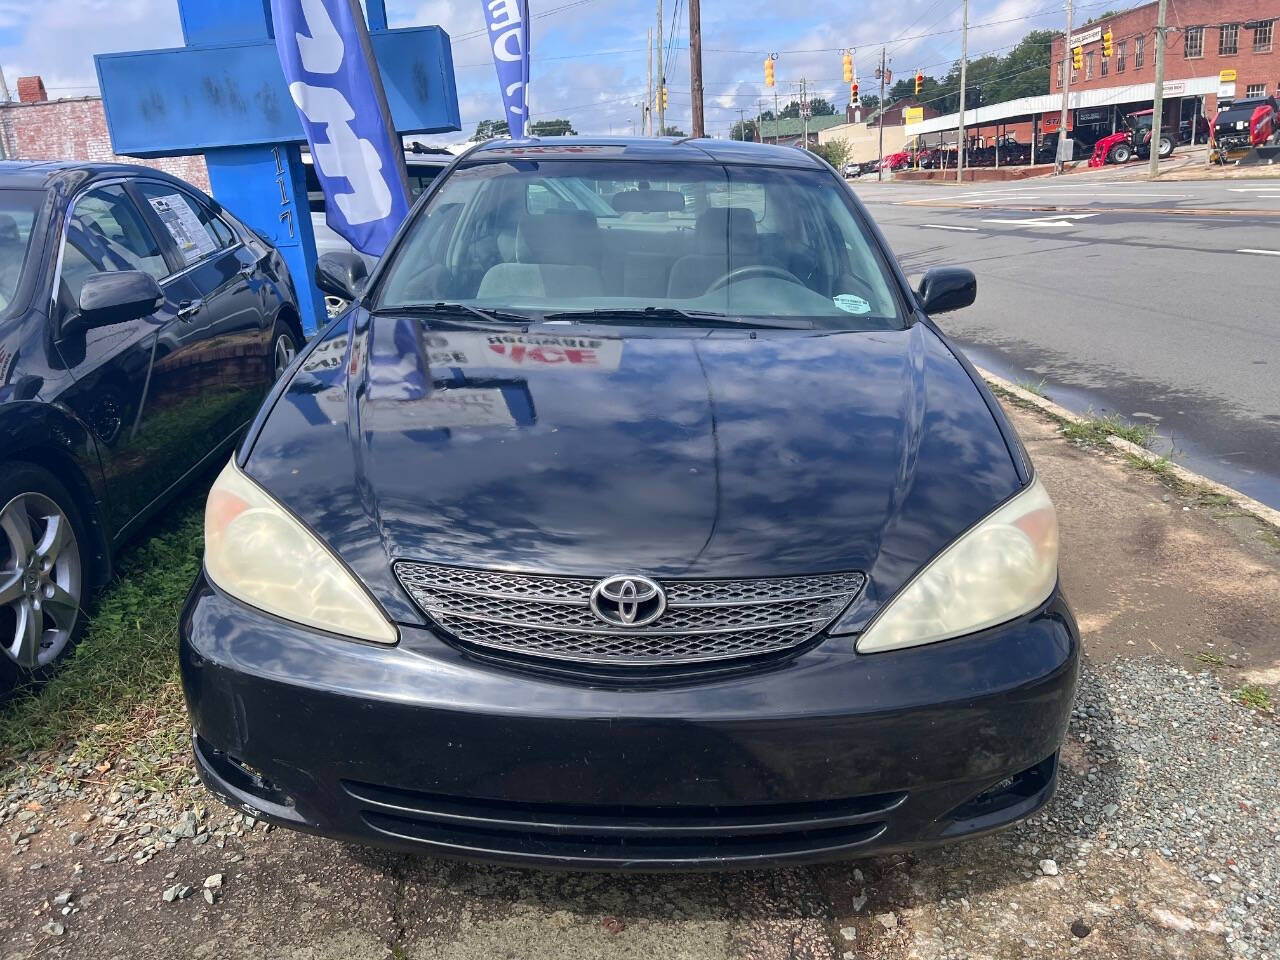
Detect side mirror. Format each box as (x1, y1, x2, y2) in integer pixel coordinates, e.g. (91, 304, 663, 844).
(917, 267, 977, 315)
(72, 270, 163, 333)
(316, 251, 369, 303)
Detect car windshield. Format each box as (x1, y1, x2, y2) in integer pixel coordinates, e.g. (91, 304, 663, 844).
(0, 189, 43, 314)
(375, 158, 905, 330)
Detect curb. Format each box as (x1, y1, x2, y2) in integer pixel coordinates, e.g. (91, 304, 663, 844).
(977, 367, 1280, 532)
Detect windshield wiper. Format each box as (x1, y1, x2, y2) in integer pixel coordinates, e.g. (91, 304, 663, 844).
(373, 302, 532, 325)
(541, 307, 812, 329)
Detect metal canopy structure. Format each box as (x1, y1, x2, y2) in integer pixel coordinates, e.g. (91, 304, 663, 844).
(905, 75, 1220, 138)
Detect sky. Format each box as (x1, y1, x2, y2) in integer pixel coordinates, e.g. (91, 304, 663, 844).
(0, 0, 1111, 141)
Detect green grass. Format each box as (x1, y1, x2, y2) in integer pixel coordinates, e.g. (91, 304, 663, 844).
(1193, 651, 1225, 666)
(1062, 413, 1156, 448)
(0, 497, 204, 782)
(1236, 685, 1273, 710)
(1015, 378, 1049, 398)
(1125, 452, 1174, 475)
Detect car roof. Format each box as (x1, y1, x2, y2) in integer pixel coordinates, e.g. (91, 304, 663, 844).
(0, 158, 197, 192)
(465, 136, 830, 169)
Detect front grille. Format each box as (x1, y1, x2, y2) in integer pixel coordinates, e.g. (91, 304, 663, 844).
(343, 779, 903, 866)
(395, 563, 865, 666)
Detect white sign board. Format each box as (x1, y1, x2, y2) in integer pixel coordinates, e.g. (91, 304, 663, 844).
(1219, 82, 1237, 100)
(1162, 79, 1187, 96)
(1069, 26, 1102, 47)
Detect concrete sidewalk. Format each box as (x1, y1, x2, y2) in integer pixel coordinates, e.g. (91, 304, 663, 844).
(1, 400, 1277, 960)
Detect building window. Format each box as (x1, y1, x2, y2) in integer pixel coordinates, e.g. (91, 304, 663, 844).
(1254, 20, 1274, 53)
(1100, 55, 1109, 77)
(1247, 83, 1267, 97)
(1056, 60, 1064, 88)
(1219, 23, 1239, 56)
(1184, 26, 1203, 58)
(1071, 67, 1078, 84)
(1117, 40, 1126, 72)
(1085, 51, 1094, 79)
(1135, 34, 1144, 67)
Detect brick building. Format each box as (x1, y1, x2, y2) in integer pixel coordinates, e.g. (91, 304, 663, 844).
(1050, 1, 1276, 143)
(0, 75, 208, 188)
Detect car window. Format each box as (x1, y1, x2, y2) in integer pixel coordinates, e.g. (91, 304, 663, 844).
(0, 189, 44, 315)
(133, 182, 224, 266)
(376, 159, 905, 330)
(59, 185, 169, 310)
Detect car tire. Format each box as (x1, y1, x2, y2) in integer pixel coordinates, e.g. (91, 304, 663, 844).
(0, 462, 91, 690)
(1109, 143, 1132, 164)
(1158, 136, 1174, 158)
(271, 321, 300, 381)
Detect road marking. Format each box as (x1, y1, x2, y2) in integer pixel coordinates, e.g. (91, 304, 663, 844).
(1237, 248, 1280, 256)
(982, 213, 1098, 227)
(920, 224, 979, 231)
(1229, 187, 1280, 192)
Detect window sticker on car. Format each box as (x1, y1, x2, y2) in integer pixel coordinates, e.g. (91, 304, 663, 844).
(833, 294, 871, 315)
(147, 194, 218, 264)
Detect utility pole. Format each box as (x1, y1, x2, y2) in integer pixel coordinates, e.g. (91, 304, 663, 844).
(957, 0, 969, 182)
(646, 27, 653, 136)
(758, 99, 766, 143)
(801, 78, 809, 150)
(774, 88, 780, 143)
(1055, 0, 1073, 174)
(1149, 0, 1168, 177)
(877, 48, 887, 181)
(737, 109, 746, 140)
(656, 0, 666, 136)
(688, 0, 704, 138)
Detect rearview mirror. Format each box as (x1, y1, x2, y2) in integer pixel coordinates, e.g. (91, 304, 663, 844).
(72, 270, 163, 332)
(316, 251, 369, 303)
(917, 267, 977, 315)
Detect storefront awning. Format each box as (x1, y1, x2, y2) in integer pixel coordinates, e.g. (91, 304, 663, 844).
(905, 76, 1220, 137)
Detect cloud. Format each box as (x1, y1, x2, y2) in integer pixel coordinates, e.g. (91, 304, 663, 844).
(1, 0, 1068, 137)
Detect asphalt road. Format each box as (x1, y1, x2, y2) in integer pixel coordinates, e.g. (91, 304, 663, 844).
(853, 170, 1280, 509)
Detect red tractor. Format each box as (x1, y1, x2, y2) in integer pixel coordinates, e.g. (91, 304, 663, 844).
(1088, 109, 1175, 167)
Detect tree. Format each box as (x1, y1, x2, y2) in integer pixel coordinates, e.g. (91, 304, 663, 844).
(530, 118, 576, 136)
(471, 119, 510, 141)
(661, 125, 687, 136)
(730, 119, 759, 141)
(778, 98, 835, 119)
(814, 139, 854, 170)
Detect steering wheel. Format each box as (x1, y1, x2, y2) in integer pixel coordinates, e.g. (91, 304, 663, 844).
(706, 264, 805, 293)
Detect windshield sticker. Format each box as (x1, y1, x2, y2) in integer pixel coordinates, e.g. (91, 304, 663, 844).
(833, 294, 872, 315)
(147, 194, 218, 264)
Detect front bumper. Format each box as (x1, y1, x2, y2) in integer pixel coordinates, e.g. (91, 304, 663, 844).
(179, 574, 1079, 870)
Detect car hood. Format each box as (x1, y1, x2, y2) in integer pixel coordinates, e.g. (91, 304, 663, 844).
(245, 313, 1023, 629)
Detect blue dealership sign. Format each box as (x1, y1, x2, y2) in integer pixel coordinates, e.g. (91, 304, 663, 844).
(481, 0, 531, 137)
(271, 0, 411, 256)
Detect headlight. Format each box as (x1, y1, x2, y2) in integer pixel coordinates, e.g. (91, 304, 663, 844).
(203, 459, 397, 644)
(853, 476, 1058, 654)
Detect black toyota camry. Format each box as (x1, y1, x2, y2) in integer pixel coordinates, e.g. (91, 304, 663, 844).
(180, 138, 1078, 869)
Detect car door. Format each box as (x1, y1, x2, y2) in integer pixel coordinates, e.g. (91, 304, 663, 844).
(51, 181, 213, 536)
(130, 181, 273, 447)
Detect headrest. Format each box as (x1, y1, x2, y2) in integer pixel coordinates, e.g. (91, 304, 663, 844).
(695, 206, 757, 253)
(516, 209, 599, 264)
(0, 214, 18, 244)
(610, 189, 685, 213)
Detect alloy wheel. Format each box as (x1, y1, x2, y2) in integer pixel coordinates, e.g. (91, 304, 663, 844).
(274, 333, 298, 380)
(0, 492, 82, 669)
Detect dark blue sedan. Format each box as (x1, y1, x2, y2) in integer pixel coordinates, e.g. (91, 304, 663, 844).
(181, 137, 1078, 869)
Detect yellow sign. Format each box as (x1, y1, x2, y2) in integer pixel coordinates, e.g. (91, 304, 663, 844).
(904, 107, 924, 124)
(1220, 69, 1237, 82)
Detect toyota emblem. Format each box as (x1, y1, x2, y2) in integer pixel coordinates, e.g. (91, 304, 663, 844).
(589, 575, 666, 627)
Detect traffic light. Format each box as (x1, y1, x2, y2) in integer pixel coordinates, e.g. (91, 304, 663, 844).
(914, 70, 924, 95)
(842, 51, 853, 84)
(764, 56, 775, 88)
(1102, 28, 1114, 57)
(1072, 46, 1083, 71)
(850, 81, 859, 103)
(662, 85, 668, 111)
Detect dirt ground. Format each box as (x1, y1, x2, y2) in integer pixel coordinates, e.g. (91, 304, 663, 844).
(1, 400, 1277, 960)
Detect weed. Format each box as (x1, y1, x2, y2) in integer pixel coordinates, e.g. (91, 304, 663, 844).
(0, 495, 204, 771)
(1198, 493, 1233, 508)
(1125, 452, 1173, 475)
(1236, 685, 1273, 710)
(1193, 651, 1225, 666)
(1062, 414, 1155, 448)
(1259, 529, 1280, 552)
(1016, 378, 1048, 398)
